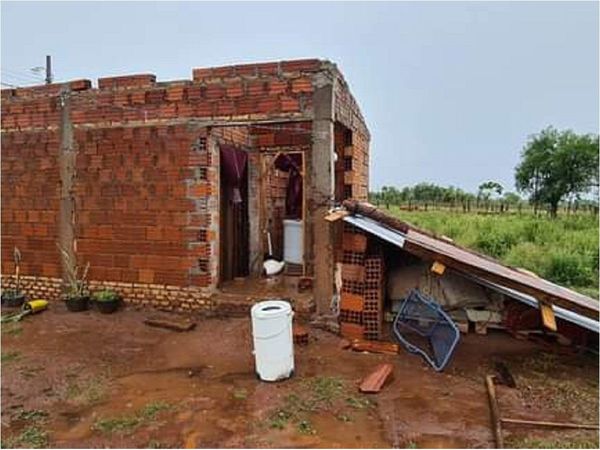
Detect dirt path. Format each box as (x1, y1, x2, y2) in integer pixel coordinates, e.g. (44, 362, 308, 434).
(1, 306, 598, 448)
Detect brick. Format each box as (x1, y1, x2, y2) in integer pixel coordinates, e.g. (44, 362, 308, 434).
(359, 363, 394, 393)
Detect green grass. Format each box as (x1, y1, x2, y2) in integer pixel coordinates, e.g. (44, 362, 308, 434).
(505, 436, 599, 448)
(93, 401, 171, 435)
(66, 375, 107, 405)
(386, 208, 599, 298)
(1, 426, 49, 448)
(265, 376, 373, 434)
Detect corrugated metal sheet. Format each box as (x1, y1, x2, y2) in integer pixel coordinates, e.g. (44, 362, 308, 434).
(343, 213, 599, 332)
(343, 214, 406, 248)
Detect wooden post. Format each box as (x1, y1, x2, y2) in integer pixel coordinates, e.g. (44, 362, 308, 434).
(485, 375, 504, 448)
(501, 418, 599, 430)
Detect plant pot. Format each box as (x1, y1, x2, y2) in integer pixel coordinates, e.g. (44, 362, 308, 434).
(65, 295, 90, 312)
(2, 292, 25, 308)
(95, 298, 120, 314)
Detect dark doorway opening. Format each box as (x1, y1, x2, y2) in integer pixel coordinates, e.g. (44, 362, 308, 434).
(219, 145, 249, 283)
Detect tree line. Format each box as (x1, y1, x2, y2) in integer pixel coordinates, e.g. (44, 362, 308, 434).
(369, 127, 599, 216)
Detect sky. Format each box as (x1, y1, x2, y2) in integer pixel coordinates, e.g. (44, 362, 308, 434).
(1, 1, 598, 192)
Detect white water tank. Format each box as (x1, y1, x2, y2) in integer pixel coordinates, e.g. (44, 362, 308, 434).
(251, 300, 294, 382)
(283, 219, 303, 264)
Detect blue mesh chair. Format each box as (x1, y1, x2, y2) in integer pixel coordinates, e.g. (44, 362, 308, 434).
(392, 289, 460, 371)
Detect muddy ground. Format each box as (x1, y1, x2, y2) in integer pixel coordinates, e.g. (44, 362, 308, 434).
(1, 304, 598, 448)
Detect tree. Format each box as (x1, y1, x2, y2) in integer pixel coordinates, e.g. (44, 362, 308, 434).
(515, 126, 599, 217)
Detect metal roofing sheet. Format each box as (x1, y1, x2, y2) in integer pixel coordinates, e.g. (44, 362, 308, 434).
(343, 211, 599, 327)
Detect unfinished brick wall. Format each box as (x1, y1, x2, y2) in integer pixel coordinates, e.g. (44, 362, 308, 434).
(1, 59, 369, 312)
(1, 129, 61, 277)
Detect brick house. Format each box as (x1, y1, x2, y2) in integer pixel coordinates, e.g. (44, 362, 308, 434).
(1, 59, 369, 314)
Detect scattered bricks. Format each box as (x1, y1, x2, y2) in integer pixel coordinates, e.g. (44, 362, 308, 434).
(359, 363, 394, 394)
(351, 340, 399, 355)
(340, 292, 364, 312)
(98, 74, 156, 90)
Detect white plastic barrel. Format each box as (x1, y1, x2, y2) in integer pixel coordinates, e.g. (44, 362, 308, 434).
(283, 219, 303, 264)
(251, 300, 294, 382)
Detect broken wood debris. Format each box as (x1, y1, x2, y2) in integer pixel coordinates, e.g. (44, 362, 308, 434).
(359, 363, 394, 394)
(144, 317, 196, 332)
(500, 417, 599, 430)
(484, 374, 599, 449)
(350, 339, 399, 355)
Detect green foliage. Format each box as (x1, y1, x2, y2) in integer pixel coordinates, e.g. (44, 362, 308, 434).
(92, 289, 119, 302)
(2, 323, 22, 336)
(515, 126, 599, 216)
(388, 208, 599, 298)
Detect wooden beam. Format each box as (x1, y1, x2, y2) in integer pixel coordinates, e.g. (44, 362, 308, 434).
(501, 418, 599, 430)
(485, 375, 504, 449)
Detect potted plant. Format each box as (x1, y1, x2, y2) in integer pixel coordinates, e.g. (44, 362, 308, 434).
(58, 244, 91, 312)
(92, 288, 121, 314)
(1, 247, 26, 308)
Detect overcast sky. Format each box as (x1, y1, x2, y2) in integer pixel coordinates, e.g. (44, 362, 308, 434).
(2, 1, 598, 192)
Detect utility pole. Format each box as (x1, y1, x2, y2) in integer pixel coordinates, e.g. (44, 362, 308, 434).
(45, 55, 53, 84)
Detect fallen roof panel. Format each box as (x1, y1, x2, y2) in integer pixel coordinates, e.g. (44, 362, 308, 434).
(342, 201, 599, 321)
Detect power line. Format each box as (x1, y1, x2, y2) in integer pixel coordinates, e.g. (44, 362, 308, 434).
(1, 81, 20, 88)
(1, 68, 44, 84)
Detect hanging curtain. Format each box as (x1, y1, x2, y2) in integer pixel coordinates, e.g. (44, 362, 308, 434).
(274, 153, 303, 219)
(220, 144, 248, 204)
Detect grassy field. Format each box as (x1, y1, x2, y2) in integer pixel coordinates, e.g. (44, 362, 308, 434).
(385, 207, 599, 299)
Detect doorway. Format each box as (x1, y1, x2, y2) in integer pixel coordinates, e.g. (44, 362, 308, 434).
(219, 145, 249, 283)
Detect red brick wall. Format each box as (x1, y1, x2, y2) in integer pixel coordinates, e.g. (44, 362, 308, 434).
(1, 59, 370, 309)
(333, 67, 370, 201)
(1, 129, 61, 277)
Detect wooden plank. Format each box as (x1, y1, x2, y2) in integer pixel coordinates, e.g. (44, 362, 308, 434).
(359, 363, 394, 393)
(501, 418, 599, 430)
(430, 261, 446, 275)
(144, 317, 196, 332)
(325, 209, 349, 222)
(485, 375, 504, 449)
(350, 339, 399, 355)
(539, 303, 557, 331)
